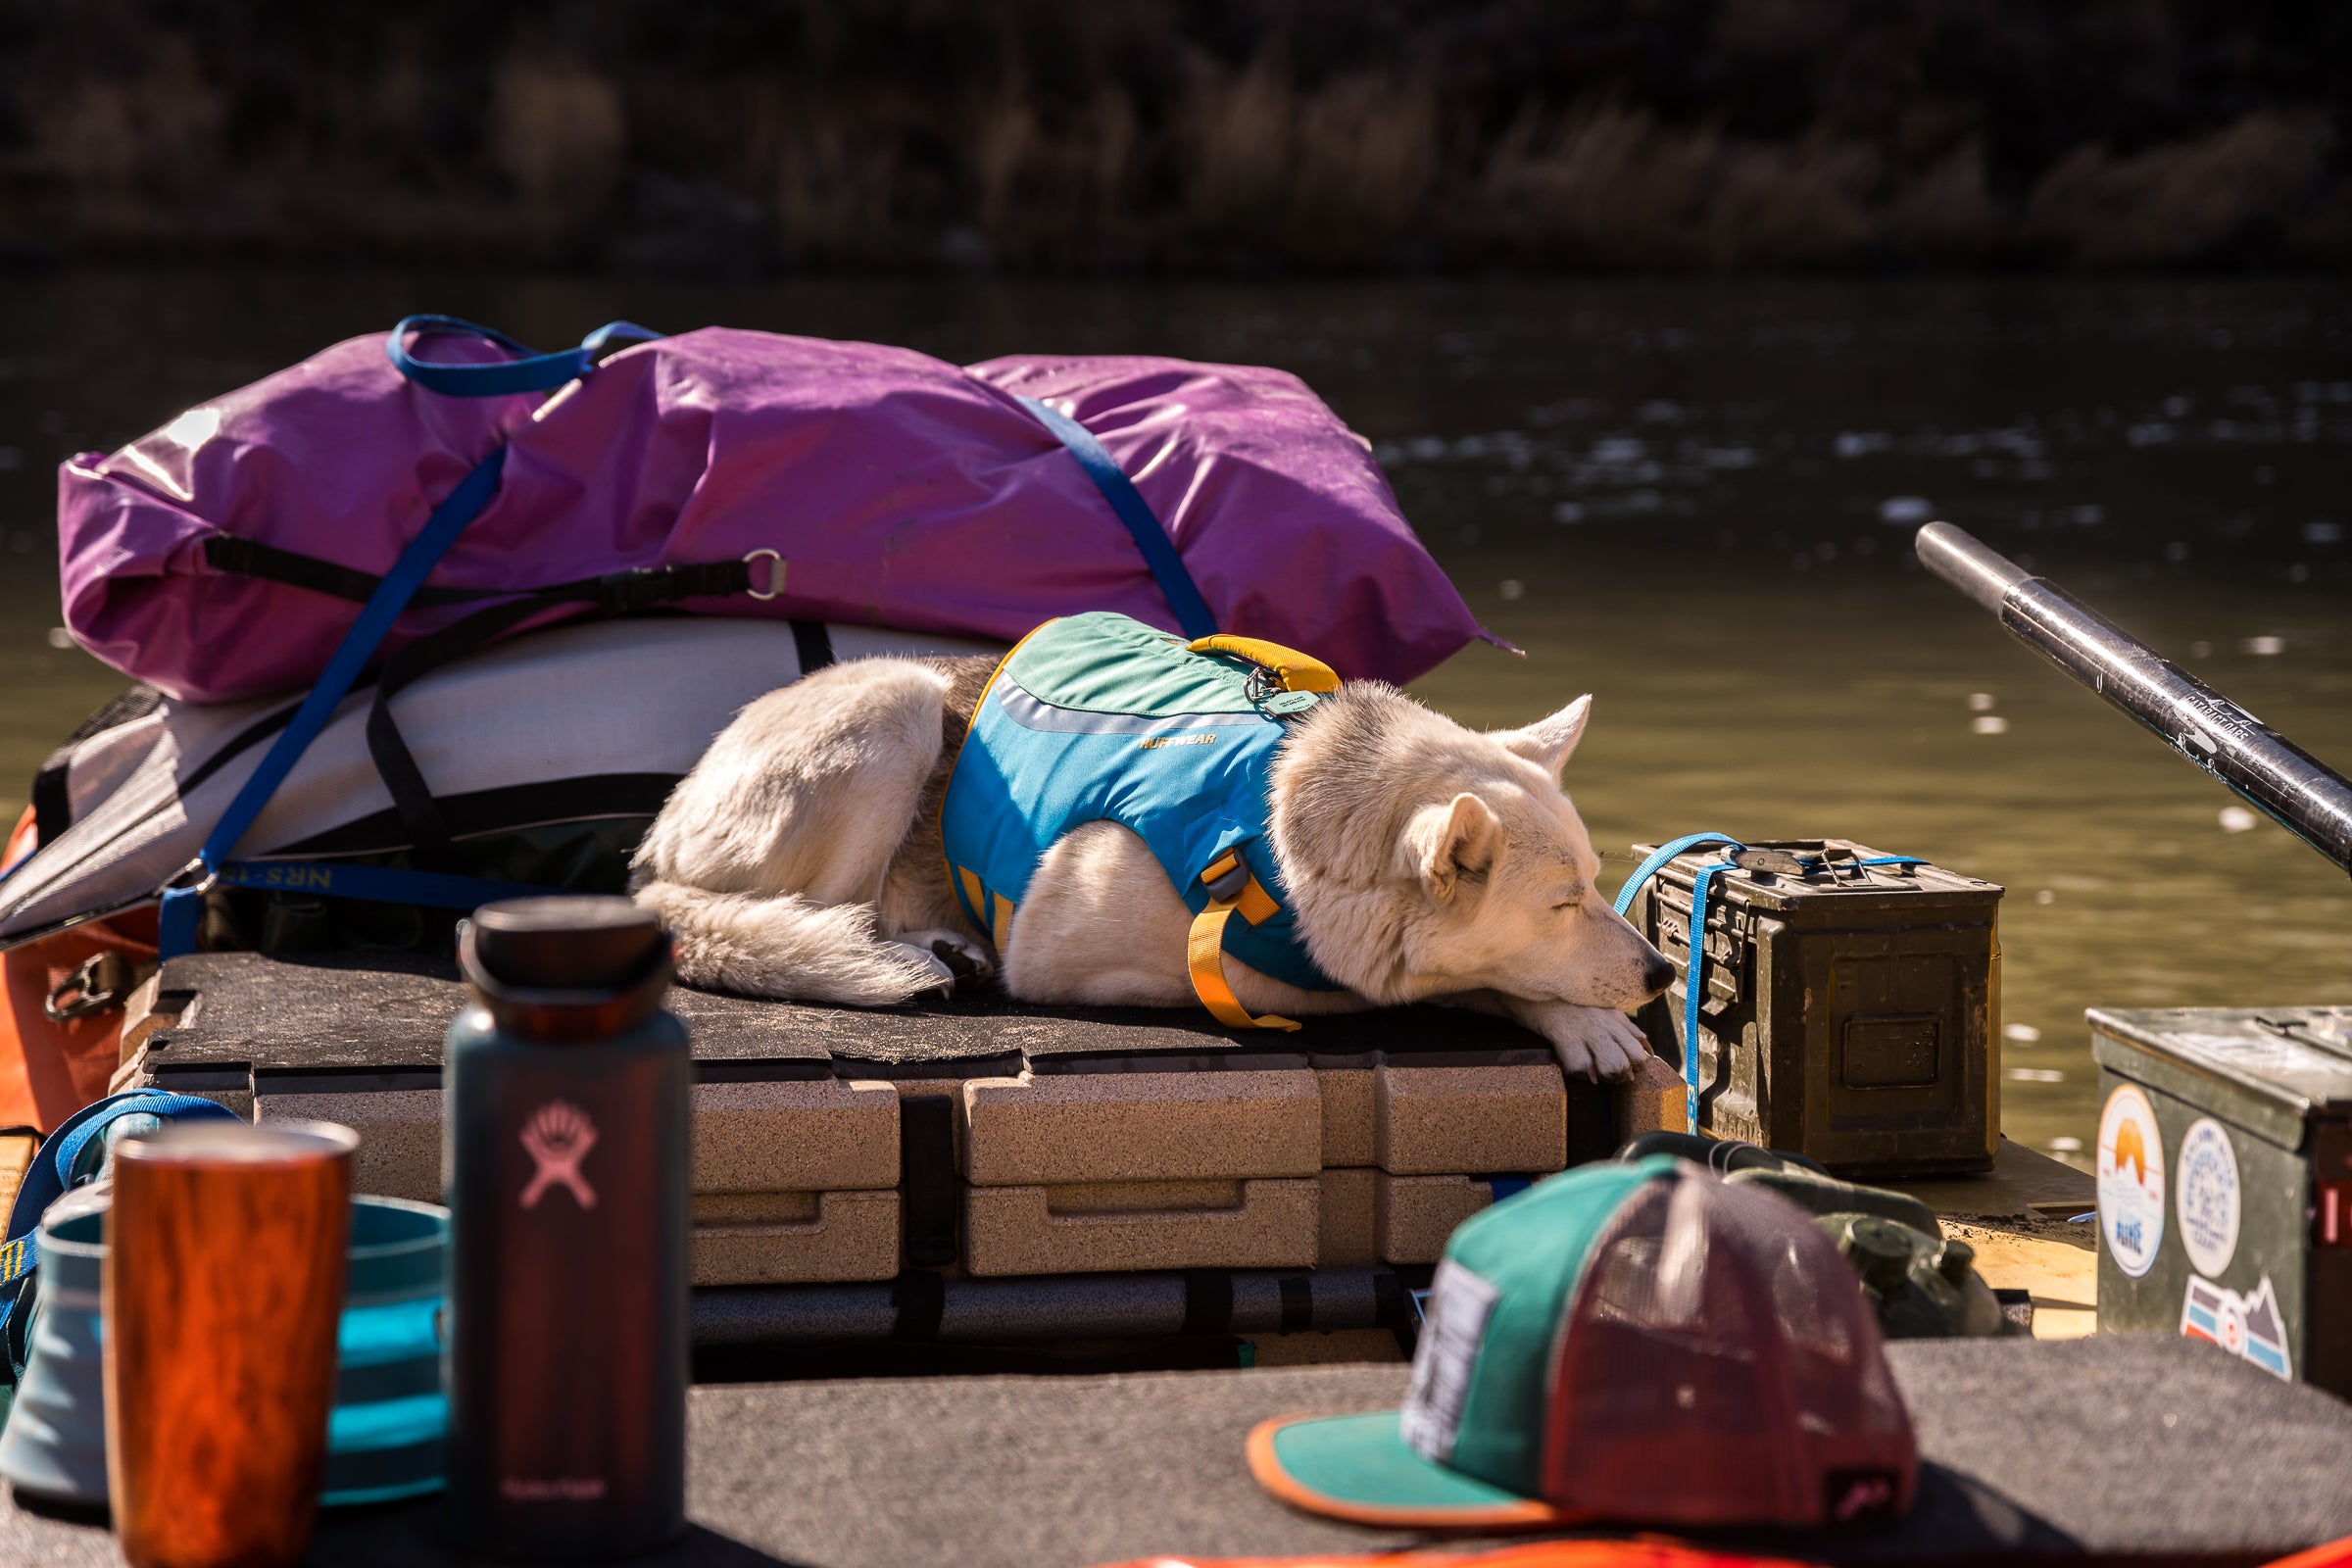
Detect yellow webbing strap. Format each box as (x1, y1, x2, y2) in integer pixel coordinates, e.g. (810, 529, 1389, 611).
(1185, 635, 1341, 694)
(1188, 906, 1300, 1032)
(991, 893, 1015, 954)
(1187, 850, 1299, 1031)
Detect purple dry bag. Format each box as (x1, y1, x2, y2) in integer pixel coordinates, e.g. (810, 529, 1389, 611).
(57, 317, 1491, 705)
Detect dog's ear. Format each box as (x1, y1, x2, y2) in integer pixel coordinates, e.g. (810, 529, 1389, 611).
(1406, 792, 1500, 901)
(1490, 695, 1591, 778)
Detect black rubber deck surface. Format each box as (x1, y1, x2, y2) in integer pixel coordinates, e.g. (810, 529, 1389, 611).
(4, 1336, 2346, 1566)
(141, 951, 1563, 1080)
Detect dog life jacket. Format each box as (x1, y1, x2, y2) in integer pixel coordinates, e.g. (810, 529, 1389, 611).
(940, 612, 1347, 1030)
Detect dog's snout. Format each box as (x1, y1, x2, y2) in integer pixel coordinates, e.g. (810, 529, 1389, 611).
(1641, 953, 1677, 996)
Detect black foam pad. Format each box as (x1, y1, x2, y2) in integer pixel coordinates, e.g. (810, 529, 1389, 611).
(141, 951, 1571, 1081)
(3, 1335, 2347, 1565)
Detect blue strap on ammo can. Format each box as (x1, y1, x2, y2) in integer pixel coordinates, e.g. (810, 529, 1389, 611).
(1614, 837, 1929, 1137)
(1614, 833, 1745, 1133)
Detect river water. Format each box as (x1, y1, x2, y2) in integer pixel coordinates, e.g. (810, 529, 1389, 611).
(3, 270, 2347, 1166)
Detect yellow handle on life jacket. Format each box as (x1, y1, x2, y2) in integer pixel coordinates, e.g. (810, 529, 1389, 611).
(1186, 849, 1300, 1031)
(1186, 635, 1341, 694)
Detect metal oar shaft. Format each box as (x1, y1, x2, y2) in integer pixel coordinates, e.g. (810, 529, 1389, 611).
(1917, 521, 2352, 876)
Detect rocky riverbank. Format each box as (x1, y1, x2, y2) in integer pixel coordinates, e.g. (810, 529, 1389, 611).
(3, 1, 2345, 273)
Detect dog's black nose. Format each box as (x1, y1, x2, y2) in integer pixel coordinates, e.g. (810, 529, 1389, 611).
(1642, 954, 1677, 995)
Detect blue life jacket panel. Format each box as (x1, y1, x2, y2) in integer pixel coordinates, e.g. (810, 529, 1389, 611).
(939, 612, 1346, 1021)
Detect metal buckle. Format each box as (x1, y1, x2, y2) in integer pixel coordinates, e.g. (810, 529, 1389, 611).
(45, 952, 134, 1022)
(1201, 858, 1250, 905)
(1730, 848, 1815, 877)
(742, 549, 785, 601)
(164, 858, 219, 898)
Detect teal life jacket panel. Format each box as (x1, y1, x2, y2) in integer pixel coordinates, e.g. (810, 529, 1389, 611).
(939, 612, 1344, 997)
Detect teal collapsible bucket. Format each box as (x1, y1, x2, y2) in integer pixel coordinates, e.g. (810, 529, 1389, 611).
(0, 1193, 449, 1507)
(322, 1195, 449, 1505)
(0, 1188, 111, 1503)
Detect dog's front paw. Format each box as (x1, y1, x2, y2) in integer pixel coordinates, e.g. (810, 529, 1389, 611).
(883, 941, 959, 1001)
(896, 930, 995, 992)
(1530, 1003, 1654, 1083)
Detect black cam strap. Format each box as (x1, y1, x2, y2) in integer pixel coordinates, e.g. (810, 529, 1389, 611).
(207, 534, 841, 876)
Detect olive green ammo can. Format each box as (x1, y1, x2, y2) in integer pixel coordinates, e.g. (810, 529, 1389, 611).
(1622, 838, 2003, 1177)
(2089, 1007, 2352, 1399)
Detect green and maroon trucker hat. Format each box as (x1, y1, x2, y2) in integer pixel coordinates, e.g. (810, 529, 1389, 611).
(1250, 1154, 1917, 1531)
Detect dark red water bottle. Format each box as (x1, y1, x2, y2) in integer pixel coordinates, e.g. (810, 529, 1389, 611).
(442, 897, 689, 1560)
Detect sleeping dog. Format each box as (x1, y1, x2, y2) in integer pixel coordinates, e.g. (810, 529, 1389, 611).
(631, 618, 1673, 1080)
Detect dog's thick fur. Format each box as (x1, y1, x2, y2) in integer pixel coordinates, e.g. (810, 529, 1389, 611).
(631, 657, 1674, 1079)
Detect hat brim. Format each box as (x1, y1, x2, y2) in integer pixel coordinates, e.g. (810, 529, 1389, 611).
(1247, 1411, 1573, 1530)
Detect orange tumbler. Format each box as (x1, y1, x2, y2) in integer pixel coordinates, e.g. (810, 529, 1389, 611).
(103, 1119, 359, 1568)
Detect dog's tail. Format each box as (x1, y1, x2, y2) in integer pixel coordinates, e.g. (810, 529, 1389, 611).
(632, 881, 952, 1005)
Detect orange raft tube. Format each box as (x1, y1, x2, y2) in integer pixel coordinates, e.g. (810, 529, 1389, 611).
(0, 807, 153, 1134)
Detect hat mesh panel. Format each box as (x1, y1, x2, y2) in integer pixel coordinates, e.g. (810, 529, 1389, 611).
(1538, 1174, 1917, 1527)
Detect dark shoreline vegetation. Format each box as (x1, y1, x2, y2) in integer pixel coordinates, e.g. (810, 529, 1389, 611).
(3, 0, 2347, 276)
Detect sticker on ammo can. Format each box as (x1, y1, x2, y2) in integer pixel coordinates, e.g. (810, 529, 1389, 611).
(2181, 1272, 2291, 1381)
(2174, 1117, 2242, 1278)
(2097, 1085, 2165, 1278)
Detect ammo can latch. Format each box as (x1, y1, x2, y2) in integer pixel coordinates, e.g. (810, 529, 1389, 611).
(1729, 842, 1922, 885)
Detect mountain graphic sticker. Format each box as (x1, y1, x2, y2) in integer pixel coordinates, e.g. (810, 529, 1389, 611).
(2181, 1273, 2292, 1380)
(2097, 1085, 2165, 1278)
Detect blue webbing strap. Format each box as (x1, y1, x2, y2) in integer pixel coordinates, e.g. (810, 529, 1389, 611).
(0, 1236, 29, 1300)
(1613, 832, 1744, 1132)
(386, 316, 665, 397)
(0, 1090, 240, 1340)
(157, 315, 674, 955)
(1016, 395, 1218, 643)
(1614, 839, 1927, 1135)
(157, 447, 511, 958)
(1611, 834, 1745, 920)
(211, 860, 554, 910)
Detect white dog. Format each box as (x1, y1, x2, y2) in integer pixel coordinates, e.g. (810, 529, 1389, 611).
(631, 649, 1673, 1080)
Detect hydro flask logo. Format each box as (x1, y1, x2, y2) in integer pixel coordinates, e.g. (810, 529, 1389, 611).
(518, 1100, 600, 1210)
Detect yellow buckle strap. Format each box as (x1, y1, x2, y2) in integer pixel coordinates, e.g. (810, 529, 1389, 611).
(1200, 850, 1282, 928)
(1188, 903, 1300, 1032)
(954, 865, 1016, 952)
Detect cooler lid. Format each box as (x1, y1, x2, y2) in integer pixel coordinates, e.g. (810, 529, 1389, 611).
(2089, 1006, 2352, 1152)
